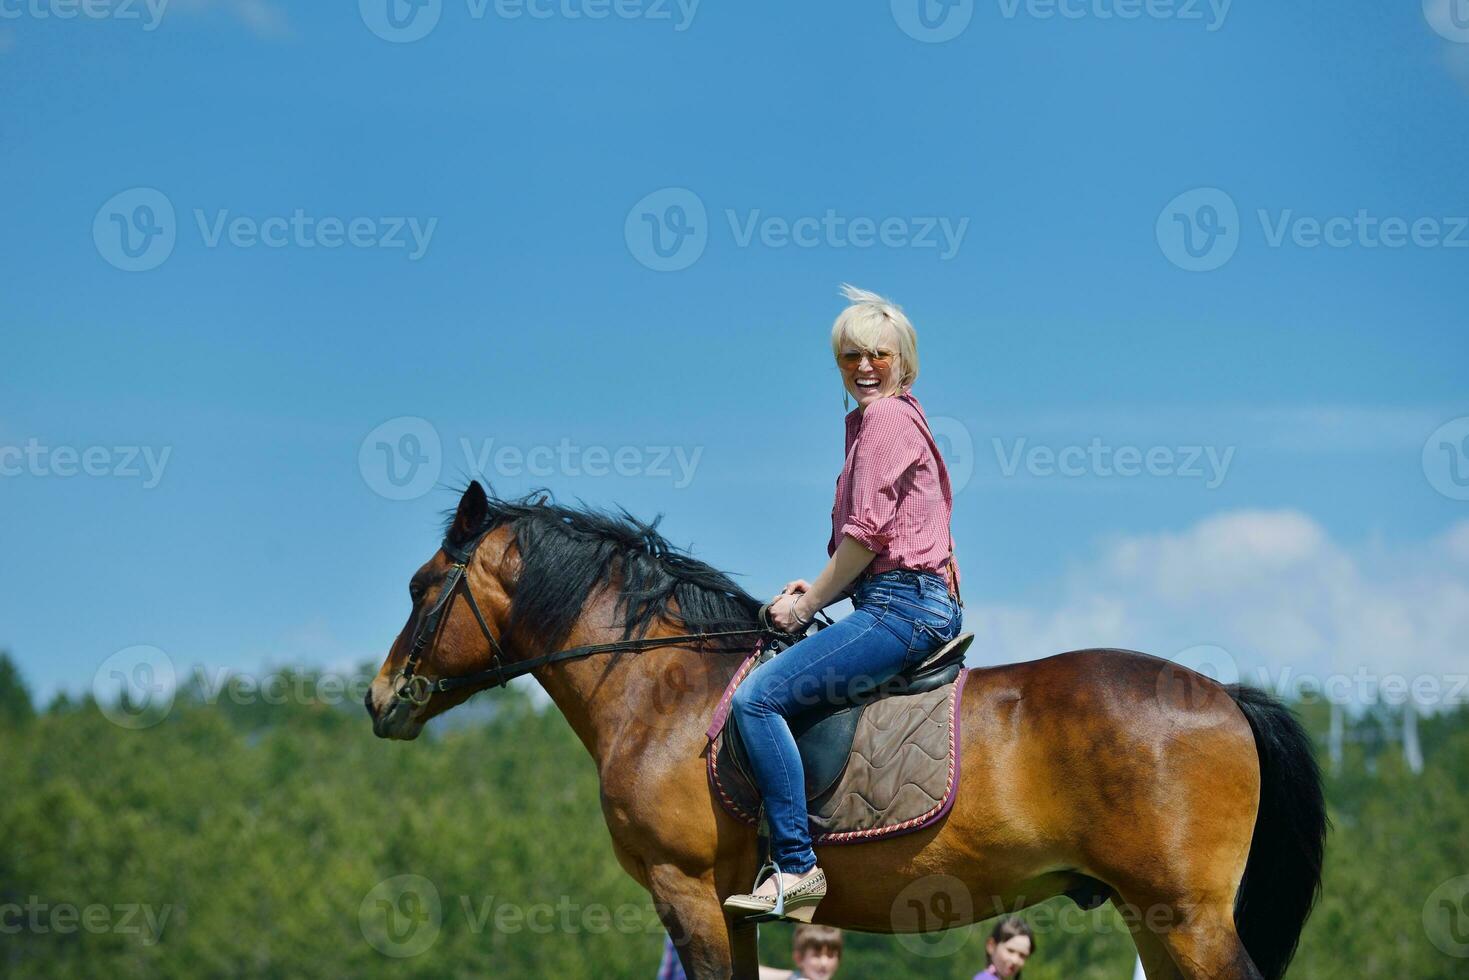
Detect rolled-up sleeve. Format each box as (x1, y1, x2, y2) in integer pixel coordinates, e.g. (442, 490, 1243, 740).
(839, 400, 924, 553)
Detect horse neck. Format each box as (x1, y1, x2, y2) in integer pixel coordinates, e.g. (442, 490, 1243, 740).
(522, 590, 750, 768)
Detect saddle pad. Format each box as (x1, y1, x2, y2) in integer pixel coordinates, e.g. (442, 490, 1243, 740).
(706, 644, 968, 844)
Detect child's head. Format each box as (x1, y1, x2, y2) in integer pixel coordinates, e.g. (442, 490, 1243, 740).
(984, 916, 1035, 978)
(791, 924, 842, 979)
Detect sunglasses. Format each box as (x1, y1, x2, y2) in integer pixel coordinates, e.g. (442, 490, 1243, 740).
(838, 348, 896, 369)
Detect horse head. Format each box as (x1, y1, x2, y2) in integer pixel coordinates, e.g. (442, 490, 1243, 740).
(365, 480, 514, 740)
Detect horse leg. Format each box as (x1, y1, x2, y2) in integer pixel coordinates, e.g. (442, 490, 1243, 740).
(1157, 903, 1260, 980)
(648, 863, 743, 980)
(1112, 889, 1259, 980)
(1121, 903, 1182, 980)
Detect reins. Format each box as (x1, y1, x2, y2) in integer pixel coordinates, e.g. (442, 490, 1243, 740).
(390, 525, 828, 710)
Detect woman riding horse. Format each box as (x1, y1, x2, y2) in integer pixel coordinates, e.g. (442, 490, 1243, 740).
(723, 284, 965, 921)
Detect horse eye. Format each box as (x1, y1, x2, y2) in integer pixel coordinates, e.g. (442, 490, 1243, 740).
(409, 583, 424, 603)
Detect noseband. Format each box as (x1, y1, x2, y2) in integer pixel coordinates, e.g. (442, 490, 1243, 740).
(388, 524, 820, 713)
(392, 526, 506, 709)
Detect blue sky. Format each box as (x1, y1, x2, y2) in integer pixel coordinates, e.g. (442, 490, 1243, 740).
(3, 1, 1467, 710)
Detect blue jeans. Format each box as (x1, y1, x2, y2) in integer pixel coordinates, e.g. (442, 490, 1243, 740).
(728, 568, 964, 874)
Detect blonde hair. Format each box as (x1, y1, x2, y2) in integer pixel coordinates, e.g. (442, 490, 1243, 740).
(829, 283, 919, 392)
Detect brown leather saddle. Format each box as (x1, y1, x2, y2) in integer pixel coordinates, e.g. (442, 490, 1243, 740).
(722, 632, 974, 801)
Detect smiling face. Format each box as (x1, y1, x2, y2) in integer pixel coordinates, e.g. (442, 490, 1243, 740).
(986, 934, 1033, 977)
(838, 324, 904, 410)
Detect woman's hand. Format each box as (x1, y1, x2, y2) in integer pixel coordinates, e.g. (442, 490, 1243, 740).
(779, 579, 812, 597)
(767, 592, 808, 633)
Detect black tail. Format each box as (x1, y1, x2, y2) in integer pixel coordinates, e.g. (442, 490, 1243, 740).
(1225, 685, 1330, 980)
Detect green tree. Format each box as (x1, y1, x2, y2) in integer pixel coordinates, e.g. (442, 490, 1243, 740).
(0, 650, 35, 727)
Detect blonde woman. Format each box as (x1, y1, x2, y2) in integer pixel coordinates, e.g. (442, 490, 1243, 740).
(724, 285, 963, 921)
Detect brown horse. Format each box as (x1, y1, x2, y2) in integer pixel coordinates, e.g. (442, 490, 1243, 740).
(366, 482, 1327, 979)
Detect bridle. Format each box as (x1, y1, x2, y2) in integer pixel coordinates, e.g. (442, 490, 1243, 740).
(392, 526, 507, 709)
(388, 523, 818, 713)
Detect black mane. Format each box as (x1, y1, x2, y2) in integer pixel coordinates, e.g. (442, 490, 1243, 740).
(441, 486, 762, 654)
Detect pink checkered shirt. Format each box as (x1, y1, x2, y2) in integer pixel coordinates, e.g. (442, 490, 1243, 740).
(827, 387, 962, 600)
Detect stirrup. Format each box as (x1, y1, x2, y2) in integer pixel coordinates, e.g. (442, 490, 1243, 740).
(728, 858, 790, 925)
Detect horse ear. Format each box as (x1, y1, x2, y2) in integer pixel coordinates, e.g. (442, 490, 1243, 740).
(449, 481, 489, 544)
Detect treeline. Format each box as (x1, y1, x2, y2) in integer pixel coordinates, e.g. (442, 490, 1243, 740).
(1, 652, 1465, 978)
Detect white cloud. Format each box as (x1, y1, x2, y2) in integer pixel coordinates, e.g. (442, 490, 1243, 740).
(963, 509, 1469, 709)
(166, 0, 292, 40)
(1442, 520, 1469, 563)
